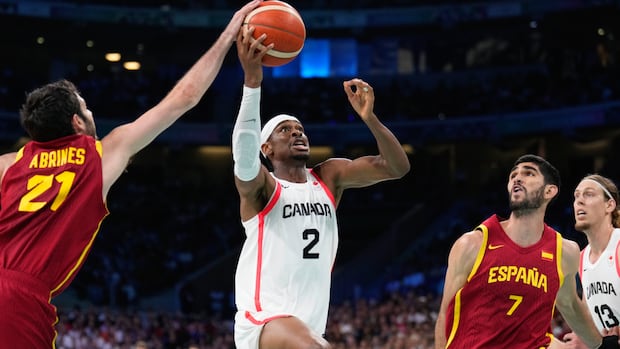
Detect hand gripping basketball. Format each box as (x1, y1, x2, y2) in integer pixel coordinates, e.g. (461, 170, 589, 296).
(243, 0, 306, 67)
(599, 335, 620, 349)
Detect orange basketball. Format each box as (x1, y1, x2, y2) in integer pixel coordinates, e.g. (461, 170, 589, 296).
(243, 0, 306, 67)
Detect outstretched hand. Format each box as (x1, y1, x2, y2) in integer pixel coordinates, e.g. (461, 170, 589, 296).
(224, 0, 262, 39)
(343, 78, 375, 121)
(236, 25, 273, 88)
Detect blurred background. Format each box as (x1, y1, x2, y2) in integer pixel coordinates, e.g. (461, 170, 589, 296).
(1, 0, 619, 348)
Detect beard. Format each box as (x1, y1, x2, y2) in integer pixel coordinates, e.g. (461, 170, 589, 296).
(292, 154, 310, 162)
(509, 186, 545, 217)
(82, 118, 98, 138)
(574, 220, 590, 232)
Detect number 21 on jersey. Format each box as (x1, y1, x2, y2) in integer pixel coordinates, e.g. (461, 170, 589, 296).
(19, 171, 76, 212)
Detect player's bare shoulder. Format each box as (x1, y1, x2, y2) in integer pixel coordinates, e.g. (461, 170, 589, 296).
(0, 152, 18, 184)
(313, 157, 351, 178)
(451, 229, 485, 263)
(312, 157, 349, 184)
(559, 237, 581, 273)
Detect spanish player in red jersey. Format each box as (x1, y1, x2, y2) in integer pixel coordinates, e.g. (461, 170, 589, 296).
(0, 1, 263, 347)
(434, 154, 620, 349)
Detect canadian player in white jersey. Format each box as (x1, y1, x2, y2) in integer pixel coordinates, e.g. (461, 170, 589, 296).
(580, 228, 620, 332)
(560, 174, 620, 348)
(235, 170, 338, 336)
(230, 27, 410, 349)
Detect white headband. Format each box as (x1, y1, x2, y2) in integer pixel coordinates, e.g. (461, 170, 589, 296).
(260, 114, 300, 154)
(582, 178, 614, 201)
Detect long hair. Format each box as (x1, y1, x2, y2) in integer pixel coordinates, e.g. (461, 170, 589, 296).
(20, 79, 84, 142)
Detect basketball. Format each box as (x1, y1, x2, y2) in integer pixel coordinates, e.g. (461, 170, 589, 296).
(243, 0, 306, 67)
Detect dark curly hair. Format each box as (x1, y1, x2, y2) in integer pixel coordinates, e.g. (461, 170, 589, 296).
(20, 79, 85, 142)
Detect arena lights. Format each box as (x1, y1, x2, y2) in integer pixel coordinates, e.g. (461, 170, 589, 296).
(123, 61, 141, 71)
(105, 52, 121, 62)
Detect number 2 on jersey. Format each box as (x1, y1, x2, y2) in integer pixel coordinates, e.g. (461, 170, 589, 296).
(302, 229, 320, 259)
(19, 171, 76, 212)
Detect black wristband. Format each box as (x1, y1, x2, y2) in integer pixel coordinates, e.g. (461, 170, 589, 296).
(599, 335, 620, 349)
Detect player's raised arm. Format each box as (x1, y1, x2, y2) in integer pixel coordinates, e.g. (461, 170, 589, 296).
(313, 79, 410, 200)
(100, 0, 263, 198)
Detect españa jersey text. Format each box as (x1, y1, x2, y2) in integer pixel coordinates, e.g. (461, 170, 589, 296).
(445, 214, 563, 349)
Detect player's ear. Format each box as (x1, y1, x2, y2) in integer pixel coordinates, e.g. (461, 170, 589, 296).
(545, 184, 558, 199)
(606, 198, 617, 213)
(71, 114, 85, 134)
(261, 142, 272, 156)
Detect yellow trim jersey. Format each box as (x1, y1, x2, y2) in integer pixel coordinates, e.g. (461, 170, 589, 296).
(0, 134, 108, 293)
(445, 214, 563, 349)
(0, 134, 109, 347)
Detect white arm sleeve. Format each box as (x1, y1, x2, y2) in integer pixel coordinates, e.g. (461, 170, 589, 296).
(232, 86, 262, 181)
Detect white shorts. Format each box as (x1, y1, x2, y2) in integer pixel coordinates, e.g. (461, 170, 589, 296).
(234, 310, 291, 349)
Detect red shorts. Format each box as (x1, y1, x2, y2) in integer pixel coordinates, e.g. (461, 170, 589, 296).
(0, 269, 57, 348)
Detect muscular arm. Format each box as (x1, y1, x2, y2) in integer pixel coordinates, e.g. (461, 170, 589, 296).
(435, 230, 483, 349)
(232, 84, 275, 221)
(100, 0, 262, 199)
(232, 19, 276, 221)
(312, 79, 410, 203)
(556, 239, 603, 349)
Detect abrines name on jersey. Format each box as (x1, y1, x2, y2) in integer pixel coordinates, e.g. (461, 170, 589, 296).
(29, 147, 87, 169)
(282, 202, 333, 219)
(586, 281, 617, 300)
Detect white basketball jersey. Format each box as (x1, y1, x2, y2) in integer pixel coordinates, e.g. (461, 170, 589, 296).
(234, 169, 338, 335)
(580, 228, 620, 332)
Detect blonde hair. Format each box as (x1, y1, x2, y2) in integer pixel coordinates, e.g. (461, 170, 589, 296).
(582, 174, 620, 228)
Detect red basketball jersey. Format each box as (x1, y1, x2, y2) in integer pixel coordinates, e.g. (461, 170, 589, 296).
(445, 214, 563, 349)
(0, 134, 109, 296)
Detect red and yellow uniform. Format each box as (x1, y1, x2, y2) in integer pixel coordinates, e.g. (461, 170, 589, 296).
(445, 214, 563, 349)
(0, 134, 109, 348)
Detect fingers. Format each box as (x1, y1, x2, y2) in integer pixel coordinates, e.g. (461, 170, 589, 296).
(236, 27, 244, 45)
(563, 332, 577, 341)
(343, 78, 373, 95)
(228, 0, 262, 37)
(239, 0, 262, 16)
(238, 26, 273, 67)
(602, 326, 620, 337)
(250, 32, 272, 56)
(235, 0, 262, 25)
